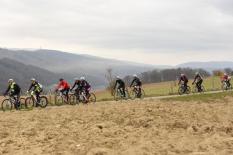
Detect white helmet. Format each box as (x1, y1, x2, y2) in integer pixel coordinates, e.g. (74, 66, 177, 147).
(31, 78, 36, 81)
(8, 79, 14, 83)
(195, 72, 199, 75)
(224, 73, 227, 76)
(181, 74, 184, 77)
(116, 76, 120, 79)
(80, 77, 85, 80)
(133, 74, 137, 77)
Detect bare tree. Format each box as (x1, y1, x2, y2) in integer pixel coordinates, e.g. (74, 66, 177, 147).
(105, 68, 115, 96)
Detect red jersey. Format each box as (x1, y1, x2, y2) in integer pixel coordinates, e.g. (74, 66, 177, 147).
(57, 80, 70, 90)
(222, 75, 229, 81)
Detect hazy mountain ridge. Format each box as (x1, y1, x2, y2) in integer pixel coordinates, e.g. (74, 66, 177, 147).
(0, 48, 155, 89)
(0, 58, 59, 92)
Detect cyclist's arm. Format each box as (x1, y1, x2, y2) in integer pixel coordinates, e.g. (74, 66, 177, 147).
(71, 83, 76, 90)
(130, 79, 135, 87)
(178, 78, 181, 85)
(4, 85, 10, 95)
(192, 76, 197, 84)
(28, 84, 33, 91)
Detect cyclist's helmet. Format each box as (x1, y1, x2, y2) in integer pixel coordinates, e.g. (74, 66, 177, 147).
(80, 77, 85, 80)
(31, 78, 36, 81)
(8, 79, 14, 83)
(195, 72, 199, 75)
(224, 73, 227, 76)
(59, 78, 64, 81)
(116, 76, 120, 79)
(133, 74, 137, 77)
(181, 74, 184, 77)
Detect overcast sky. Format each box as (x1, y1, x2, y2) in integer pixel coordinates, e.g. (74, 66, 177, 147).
(0, 0, 233, 65)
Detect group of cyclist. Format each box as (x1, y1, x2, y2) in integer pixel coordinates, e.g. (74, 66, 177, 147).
(3, 77, 91, 109)
(114, 74, 142, 98)
(178, 72, 231, 93)
(56, 77, 91, 102)
(2, 71, 232, 109)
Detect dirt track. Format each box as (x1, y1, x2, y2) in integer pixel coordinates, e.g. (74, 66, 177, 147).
(0, 98, 233, 155)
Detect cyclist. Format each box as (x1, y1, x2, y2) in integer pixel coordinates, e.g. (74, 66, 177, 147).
(130, 74, 142, 96)
(222, 73, 231, 87)
(80, 77, 91, 97)
(71, 78, 82, 95)
(178, 74, 189, 92)
(27, 78, 43, 107)
(4, 79, 21, 110)
(192, 72, 203, 92)
(56, 78, 70, 102)
(114, 76, 126, 97)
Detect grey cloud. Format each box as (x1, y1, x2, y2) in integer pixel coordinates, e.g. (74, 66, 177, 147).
(0, 0, 233, 57)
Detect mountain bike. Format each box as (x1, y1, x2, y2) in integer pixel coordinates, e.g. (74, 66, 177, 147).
(2, 94, 27, 111)
(70, 89, 96, 104)
(130, 86, 145, 100)
(221, 81, 232, 91)
(178, 84, 191, 95)
(25, 91, 48, 108)
(55, 90, 70, 106)
(192, 82, 205, 93)
(114, 87, 130, 101)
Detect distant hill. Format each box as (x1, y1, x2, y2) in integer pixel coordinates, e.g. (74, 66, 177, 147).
(0, 48, 157, 88)
(0, 58, 60, 93)
(177, 61, 233, 71)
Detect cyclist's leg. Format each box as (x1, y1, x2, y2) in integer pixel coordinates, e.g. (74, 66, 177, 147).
(118, 86, 123, 96)
(138, 83, 142, 95)
(12, 92, 20, 109)
(199, 80, 203, 91)
(122, 86, 126, 97)
(66, 88, 70, 101)
(75, 88, 81, 100)
(184, 82, 188, 92)
(35, 90, 41, 105)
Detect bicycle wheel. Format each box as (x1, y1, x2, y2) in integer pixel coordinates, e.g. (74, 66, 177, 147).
(25, 97, 35, 109)
(178, 87, 184, 95)
(2, 99, 13, 111)
(200, 86, 206, 93)
(130, 89, 137, 100)
(69, 94, 79, 105)
(89, 93, 96, 103)
(222, 82, 230, 91)
(114, 90, 122, 101)
(124, 89, 130, 100)
(186, 86, 191, 94)
(19, 98, 27, 109)
(39, 96, 48, 108)
(55, 95, 64, 106)
(139, 89, 146, 99)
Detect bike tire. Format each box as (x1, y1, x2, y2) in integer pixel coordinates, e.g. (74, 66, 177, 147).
(39, 96, 48, 108)
(140, 89, 146, 99)
(114, 90, 122, 101)
(25, 97, 35, 109)
(186, 86, 191, 94)
(55, 95, 64, 106)
(2, 99, 13, 111)
(130, 89, 137, 100)
(19, 98, 27, 109)
(69, 94, 79, 105)
(89, 93, 96, 103)
(178, 87, 184, 95)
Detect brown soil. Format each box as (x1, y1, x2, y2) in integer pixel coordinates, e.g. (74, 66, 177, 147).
(0, 98, 233, 155)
